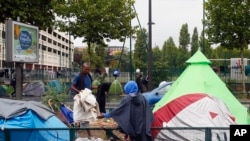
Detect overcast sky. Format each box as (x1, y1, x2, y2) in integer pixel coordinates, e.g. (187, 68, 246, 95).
(74, 0, 204, 48)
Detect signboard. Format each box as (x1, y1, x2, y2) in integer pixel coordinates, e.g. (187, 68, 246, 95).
(5, 20, 39, 63)
(230, 58, 247, 80)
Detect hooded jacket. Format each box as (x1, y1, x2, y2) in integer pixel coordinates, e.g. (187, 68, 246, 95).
(106, 81, 154, 141)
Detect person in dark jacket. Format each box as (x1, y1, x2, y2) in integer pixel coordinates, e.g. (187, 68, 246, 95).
(96, 82, 111, 113)
(98, 80, 154, 141)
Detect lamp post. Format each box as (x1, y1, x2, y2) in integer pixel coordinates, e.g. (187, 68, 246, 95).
(147, 0, 153, 90)
(202, 0, 205, 53)
(2, 25, 5, 68)
(69, 31, 72, 82)
(41, 42, 44, 81)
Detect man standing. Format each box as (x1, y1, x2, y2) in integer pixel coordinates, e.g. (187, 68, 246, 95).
(71, 62, 96, 94)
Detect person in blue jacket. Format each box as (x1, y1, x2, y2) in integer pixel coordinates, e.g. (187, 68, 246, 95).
(71, 62, 97, 94)
(98, 80, 154, 141)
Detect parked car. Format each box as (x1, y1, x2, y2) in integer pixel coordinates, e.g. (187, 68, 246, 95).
(143, 81, 173, 105)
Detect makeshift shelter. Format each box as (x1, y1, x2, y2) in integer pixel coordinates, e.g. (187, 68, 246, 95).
(152, 50, 250, 140)
(107, 79, 123, 103)
(108, 79, 123, 95)
(23, 81, 45, 96)
(47, 80, 63, 94)
(0, 98, 70, 141)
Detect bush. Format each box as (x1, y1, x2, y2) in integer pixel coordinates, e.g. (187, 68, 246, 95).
(41, 81, 70, 112)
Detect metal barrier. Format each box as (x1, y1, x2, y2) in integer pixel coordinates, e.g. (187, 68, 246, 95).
(0, 127, 229, 141)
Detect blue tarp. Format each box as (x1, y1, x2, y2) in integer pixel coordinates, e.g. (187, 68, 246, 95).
(0, 110, 70, 141)
(47, 80, 63, 94)
(60, 104, 74, 124)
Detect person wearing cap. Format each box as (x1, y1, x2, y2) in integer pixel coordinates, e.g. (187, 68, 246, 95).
(98, 80, 154, 141)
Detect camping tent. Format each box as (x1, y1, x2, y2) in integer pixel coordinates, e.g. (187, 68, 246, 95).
(152, 50, 250, 140)
(0, 98, 69, 141)
(47, 80, 63, 94)
(23, 81, 45, 96)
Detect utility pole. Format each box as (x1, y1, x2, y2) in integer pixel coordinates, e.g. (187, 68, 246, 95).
(147, 0, 153, 90)
(129, 1, 133, 80)
(15, 17, 23, 100)
(42, 42, 44, 81)
(203, 0, 205, 53)
(2, 25, 5, 68)
(69, 31, 72, 82)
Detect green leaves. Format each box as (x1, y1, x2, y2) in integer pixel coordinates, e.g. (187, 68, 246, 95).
(205, 0, 250, 49)
(0, 0, 55, 30)
(55, 0, 136, 47)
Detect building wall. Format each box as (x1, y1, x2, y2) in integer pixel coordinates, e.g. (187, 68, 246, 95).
(0, 23, 74, 71)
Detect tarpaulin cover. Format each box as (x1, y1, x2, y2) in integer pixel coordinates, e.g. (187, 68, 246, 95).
(0, 98, 69, 141)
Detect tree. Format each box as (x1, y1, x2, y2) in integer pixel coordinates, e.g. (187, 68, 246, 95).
(177, 23, 191, 71)
(190, 27, 199, 55)
(179, 23, 190, 51)
(152, 46, 162, 87)
(0, 0, 56, 29)
(93, 44, 107, 69)
(161, 37, 178, 80)
(133, 28, 148, 73)
(205, 0, 250, 93)
(54, 0, 137, 53)
(199, 30, 213, 58)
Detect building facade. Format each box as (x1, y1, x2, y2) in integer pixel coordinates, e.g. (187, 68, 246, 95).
(0, 23, 74, 71)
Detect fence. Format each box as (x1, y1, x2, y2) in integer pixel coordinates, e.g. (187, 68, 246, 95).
(0, 127, 230, 141)
(1, 68, 250, 96)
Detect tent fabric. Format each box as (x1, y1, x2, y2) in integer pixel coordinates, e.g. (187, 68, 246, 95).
(153, 50, 250, 124)
(0, 110, 69, 141)
(47, 80, 63, 94)
(108, 79, 123, 95)
(152, 93, 235, 140)
(23, 81, 45, 96)
(0, 98, 69, 141)
(152, 50, 250, 139)
(0, 98, 53, 119)
(59, 104, 74, 124)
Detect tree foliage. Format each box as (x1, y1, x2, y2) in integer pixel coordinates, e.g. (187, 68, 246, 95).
(54, 0, 137, 49)
(0, 0, 56, 30)
(205, 0, 250, 49)
(205, 0, 250, 93)
(190, 27, 199, 55)
(177, 23, 191, 70)
(133, 28, 148, 73)
(179, 23, 190, 50)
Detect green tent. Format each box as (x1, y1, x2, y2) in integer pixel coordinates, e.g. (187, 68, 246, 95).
(108, 79, 123, 95)
(107, 79, 123, 103)
(153, 50, 250, 124)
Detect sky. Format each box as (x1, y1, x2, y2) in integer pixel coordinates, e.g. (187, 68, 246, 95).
(74, 0, 204, 49)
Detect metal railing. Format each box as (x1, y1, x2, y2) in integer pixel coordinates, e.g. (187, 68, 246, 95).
(0, 127, 230, 141)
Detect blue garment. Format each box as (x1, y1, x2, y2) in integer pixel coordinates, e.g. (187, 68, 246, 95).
(103, 81, 153, 141)
(72, 74, 92, 90)
(124, 80, 138, 94)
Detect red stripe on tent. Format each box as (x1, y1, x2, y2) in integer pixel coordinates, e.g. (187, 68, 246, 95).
(209, 112, 218, 119)
(151, 93, 207, 138)
(229, 114, 236, 122)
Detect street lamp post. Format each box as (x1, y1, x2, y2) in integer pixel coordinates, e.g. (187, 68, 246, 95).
(42, 42, 44, 81)
(203, 0, 205, 53)
(2, 25, 5, 68)
(69, 31, 72, 82)
(147, 0, 153, 90)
